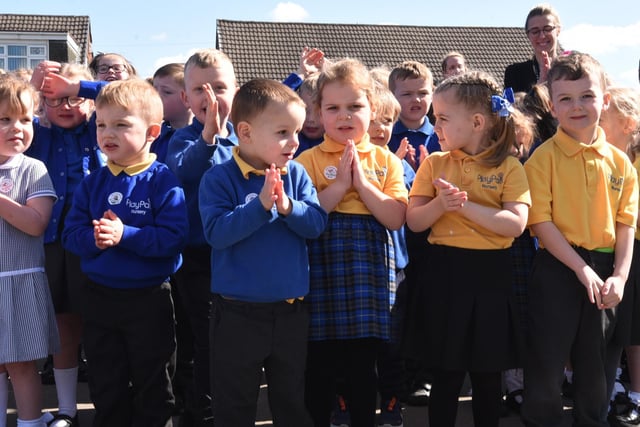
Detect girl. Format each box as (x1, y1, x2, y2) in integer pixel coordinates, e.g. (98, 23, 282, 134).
(295, 58, 408, 427)
(599, 86, 640, 424)
(405, 71, 530, 427)
(88, 52, 137, 82)
(28, 62, 102, 427)
(0, 76, 59, 427)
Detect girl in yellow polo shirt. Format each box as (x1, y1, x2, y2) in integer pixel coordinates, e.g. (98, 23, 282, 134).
(405, 71, 531, 427)
(295, 58, 408, 427)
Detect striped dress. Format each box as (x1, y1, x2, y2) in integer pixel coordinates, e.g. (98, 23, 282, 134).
(0, 154, 59, 364)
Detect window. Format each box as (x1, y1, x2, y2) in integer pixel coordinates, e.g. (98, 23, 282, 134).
(0, 43, 46, 72)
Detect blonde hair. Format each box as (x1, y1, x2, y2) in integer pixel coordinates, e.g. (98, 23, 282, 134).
(608, 86, 640, 161)
(314, 58, 375, 110)
(0, 74, 38, 116)
(371, 81, 401, 123)
(184, 49, 236, 84)
(435, 71, 517, 167)
(95, 79, 163, 125)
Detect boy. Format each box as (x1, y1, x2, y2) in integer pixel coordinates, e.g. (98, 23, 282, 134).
(198, 78, 327, 426)
(151, 62, 193, 164)
(165, 48, 238, 425)
(522, 52, 638, 427)
(387, 60, 440, 171)
(62, 79, 188, 427)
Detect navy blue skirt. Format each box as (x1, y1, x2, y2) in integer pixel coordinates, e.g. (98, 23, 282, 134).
(404, 244, 522, 372)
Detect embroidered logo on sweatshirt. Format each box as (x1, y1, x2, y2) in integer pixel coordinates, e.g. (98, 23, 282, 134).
(108, 192, 123, 205)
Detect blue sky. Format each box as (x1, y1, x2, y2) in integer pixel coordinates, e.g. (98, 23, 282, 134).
(5, 0, 640, 87)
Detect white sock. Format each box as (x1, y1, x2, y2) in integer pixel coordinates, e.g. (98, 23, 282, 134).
(0, 373, 8, 427)
(564, 369, 573, 384)
(630, 390, 640, 405)
(17, 418, 46, 427)
(53, 367, 78, 417)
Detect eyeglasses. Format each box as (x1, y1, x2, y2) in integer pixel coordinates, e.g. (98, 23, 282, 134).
(96, 64, 126, 74)
(526, 25, 556, 37)
(44, 96, 86, 108)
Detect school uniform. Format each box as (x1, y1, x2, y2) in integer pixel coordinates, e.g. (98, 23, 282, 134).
(199, 148, 327, 426)
(296, 134, 408, 427)
(166, 119, 236, 420)
(388, 117, 441, 162)
(62, 156, 188, 427)
(0, 154, 59, 364)
(522, 127, 639, 427)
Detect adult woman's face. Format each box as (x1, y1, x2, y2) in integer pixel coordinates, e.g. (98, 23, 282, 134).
(526, 14, 561, 57)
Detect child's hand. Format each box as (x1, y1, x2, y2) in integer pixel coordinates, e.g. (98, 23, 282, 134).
(42, 72, 79, 99)
(201, 83, 221, 143)
(394, 137, 411, 161)
(92, 209, 123, 249)
(273, 171, 292, 216)
(600, 275, 625, 309)
(418, 144, 429, 165)
(298, 47, 325, 77)
(575, 264, 605, 307)
(334, 140, 354, 191)
(405, 143, 418, 171)
(30, 60, 61, 90)
(259, 164, 279, 211)
(433, 178, 467, 211)
(351, 141, 369, 191)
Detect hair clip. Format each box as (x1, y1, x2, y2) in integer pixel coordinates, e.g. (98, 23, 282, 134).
(491, 87, 515, 117)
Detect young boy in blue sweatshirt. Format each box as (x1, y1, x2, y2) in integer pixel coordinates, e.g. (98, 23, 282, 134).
(199, 78, 327, 426)
(165, 48, 238, 424)
(62, 79, 188, 427)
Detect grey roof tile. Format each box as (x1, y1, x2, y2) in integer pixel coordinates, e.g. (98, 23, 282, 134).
(216, 19, 532, 86)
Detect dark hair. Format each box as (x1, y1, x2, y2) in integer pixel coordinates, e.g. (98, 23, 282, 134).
(231, 78, 305, 126)
(89, 53, 137, 78)
(546, 51, 607, 99)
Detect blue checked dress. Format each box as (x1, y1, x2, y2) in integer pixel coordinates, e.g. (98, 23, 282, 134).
(0, 154, 59, 364)
(307, 212, 395, 341)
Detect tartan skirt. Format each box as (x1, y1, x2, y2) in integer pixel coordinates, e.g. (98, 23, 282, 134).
(404, 244, 521, 372)
(307, 213, 394, 341)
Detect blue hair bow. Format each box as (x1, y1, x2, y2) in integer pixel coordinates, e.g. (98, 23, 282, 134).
(491, 87, 515, 117)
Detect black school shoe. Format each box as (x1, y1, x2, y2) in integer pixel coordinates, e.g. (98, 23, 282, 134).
(48, 414, 79, 427)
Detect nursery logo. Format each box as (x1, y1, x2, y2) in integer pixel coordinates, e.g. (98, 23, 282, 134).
(324, 165, 337, 180)
(0, 177, 13, 193)
(246, 193, 258, 204)
(108, 192, 123, 205)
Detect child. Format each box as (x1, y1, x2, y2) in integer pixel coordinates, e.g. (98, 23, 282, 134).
(88, 52, 137, 82)
(61, 79, 188, 426)
(198, 78, 327, 426)
(369, 81, 416, 427)
(28, 61, 103, 427)
(521, 52, 638, 427)
(165, 48, 238, 424)
(295, 57, 408, 427)
(598, 86, 640, 424)
(295, 72, 325, 155)
(405, 71, 530, 427)
(0, 75, 59, 427)
(151, 63, 193, 164)
(388, 60, 440, 171)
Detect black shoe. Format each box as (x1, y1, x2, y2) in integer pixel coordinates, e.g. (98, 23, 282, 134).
(403, 382, 430, 406)
(48, 414, 79, 427)
(618, 403, 640, 426)
(561, 378, 573, 399)
(504, 389, 524, 414)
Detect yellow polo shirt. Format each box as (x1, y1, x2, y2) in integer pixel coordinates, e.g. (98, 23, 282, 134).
(295, 134, 408, 214)
(632, 156, 640, 240)
(525, 127, 638, 250)
(409, 150, 531, 249)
